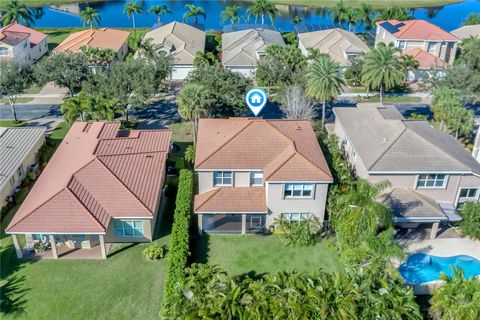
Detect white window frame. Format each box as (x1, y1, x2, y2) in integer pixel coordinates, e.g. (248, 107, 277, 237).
(282, 213, 311, 222)
(415, 174, 448, 189)
(213, 171, 233, 186)
(0, 47, 8, 56)
(113, 220, 144, 237)
(427, 42, 437, 52)
(459, 188, 479, 199)
(398, 40, 407, 50)
(283, 183, 315, 199)
(250, 171, 263, 186)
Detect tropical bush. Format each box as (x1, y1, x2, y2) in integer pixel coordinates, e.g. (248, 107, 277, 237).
(459, 202, 480, 240)
(143, 244, 167, 260)
(163, 169, 194, 304)
(27, 170, 37, 181)
(14, 186, 29, 205)
(163, 263, 422, 319)
(274, 216, 321, 247)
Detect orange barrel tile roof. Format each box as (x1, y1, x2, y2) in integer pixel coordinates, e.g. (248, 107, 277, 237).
(194, 187, 267, 213)
(376, 20, 459, 41)
(0, 22, 47, 46)
(6, 122, 171, 234)
(402, 48, 448, 69)
(54, 28, 130, 54)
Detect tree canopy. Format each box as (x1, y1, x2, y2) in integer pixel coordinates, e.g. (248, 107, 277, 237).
(0, 61, 33, 122)
(0, 0, 35, 26)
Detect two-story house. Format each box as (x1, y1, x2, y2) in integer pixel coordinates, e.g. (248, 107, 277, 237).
(0, 23, 48, 64)
(194, 118, 333, 234)
(331, 104, 480, 238)
(375, 20, 459, 81)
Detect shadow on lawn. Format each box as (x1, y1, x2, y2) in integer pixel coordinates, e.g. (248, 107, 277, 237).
(0, 274, 30, 316)
(190, 233, 210, 264)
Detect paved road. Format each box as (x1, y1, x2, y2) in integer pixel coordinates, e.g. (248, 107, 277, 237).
(0, 104, 61, 120)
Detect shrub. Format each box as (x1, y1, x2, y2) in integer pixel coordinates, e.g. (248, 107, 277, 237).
(163, 169, 194, 305)
(143, 244, 167, 260)
(459, 202, 480, 240)
(27, 170, 37, 181)
(274, 216, 321, 247)
(14, 186, 29, 204)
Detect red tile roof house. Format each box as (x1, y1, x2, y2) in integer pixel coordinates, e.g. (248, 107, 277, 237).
(0, 22, 48, 64)
(6, 122, 171, 259)
(375, 20, 459, 81)
(193, 118, 333, 234)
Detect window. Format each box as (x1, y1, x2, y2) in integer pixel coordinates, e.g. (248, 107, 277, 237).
(427, 42, 437, 52)
(416, 174, 447, 189)
(23, 40, 27, 48)
(459, 188, 478, 199)
(213, 171, 233, 186)
(113, 220, 144, 237)
(73, 234, 85, 242)
(398, 41, 407, 50)
(282, 213, 310, 222)
(251, 172, 263, 186)
(283, 183, 314, 198)
(28, 53, 31, 61)
(16, 165, 24, 179)
(0, 47, 8, 56)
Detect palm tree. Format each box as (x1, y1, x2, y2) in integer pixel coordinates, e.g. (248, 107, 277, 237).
(331, 0, 347, 27)
(80, 7, 100, 29)
(60, 92, 91, 125)
(183, 4, 206, 24)
(462, 13, 480, 26)
(400, 54, 419, 75)
(247, 0, 277, 26)
(148, 5, 171, 24)
(91, 96, 120, 121)
(0, 0, 34, 26)
(430, 267, 480, 320)
(220, 5, 241, 25)
(306, 55, 345, 129)
(292, 15, 302, 28)
(124, 1, 143, 30)
(177, 83, 208, 147)
(184, 145, 195, 166)
(193, 51, 218, 67)
(376, 6, 413, 21)
(139, 38, 160, 60)
(361, 44, 404, 103)
(357, 3, 374, 33)
(344, 8, 357, 32)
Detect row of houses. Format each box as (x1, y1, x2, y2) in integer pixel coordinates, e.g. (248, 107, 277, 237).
(4, 103, 480, 259)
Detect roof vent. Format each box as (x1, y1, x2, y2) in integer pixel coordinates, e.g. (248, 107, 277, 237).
(146, 155, 153, 159)
(296, 126, 302, 131)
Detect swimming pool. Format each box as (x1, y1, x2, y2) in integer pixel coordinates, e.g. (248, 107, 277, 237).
(399, 253, 480, 284)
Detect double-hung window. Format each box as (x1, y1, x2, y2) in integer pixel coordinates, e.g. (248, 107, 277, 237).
(251, 172, 263, 186)
(114, 220, 144, 237)
(459, 188, 479, 199)
(213, 171, 233, 186)
(398, 40, 406, 50)
(416, 174, 447, 189)
(283, 183, 314, 199)
(282, 213, 310, 222)
(427, 42, 437, 52)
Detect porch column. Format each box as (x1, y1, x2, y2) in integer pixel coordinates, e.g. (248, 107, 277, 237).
(198, 214, 203, 235)
(12, 234, 23, 259)
(430, 222, 440, 239)
(49, 235, 58, 259)
(241, 214, 246, 235)
(99, 235, 107, 259)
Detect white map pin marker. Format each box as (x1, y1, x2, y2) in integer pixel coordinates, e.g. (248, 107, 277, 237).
(245, 88, 267, 117)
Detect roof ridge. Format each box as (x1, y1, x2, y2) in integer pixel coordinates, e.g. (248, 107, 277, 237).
(65, 186, 108, 230)
(264, 148, 296, 180)
(368, 127, 408, 170)
(396, 20, 418, 38)
(310, 28, 335, 48)
(195, 188, 221, 211)
(195, 121, 253, 168)
(223, 29, 256, 52)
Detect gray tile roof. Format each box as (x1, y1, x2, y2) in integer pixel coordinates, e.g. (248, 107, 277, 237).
(451, 25, 480, 40)
(0, 127, 46, 189)
(334, 103, 480, 174)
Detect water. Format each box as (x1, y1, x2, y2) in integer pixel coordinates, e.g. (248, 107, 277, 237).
(31, 0, 480, 32)
(399, 253, 480, 284)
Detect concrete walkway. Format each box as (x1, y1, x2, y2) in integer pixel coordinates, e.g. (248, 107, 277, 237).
(27, 82, 68, 105)
(405, 236, 480, 260)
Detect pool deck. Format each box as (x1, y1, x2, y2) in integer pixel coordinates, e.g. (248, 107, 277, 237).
(404, 237, 480, 260)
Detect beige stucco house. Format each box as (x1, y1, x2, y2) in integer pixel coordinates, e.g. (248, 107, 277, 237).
(6, 122, 171, 259)
(222, 28, 285, 77)
(194, 118, 333, 234)
(298, 28, 369, 70)
(331, 104, 480, 238)
(140, 21, 206, 80)
(0, 23, 48, 64)
(0, 127, 46, 208)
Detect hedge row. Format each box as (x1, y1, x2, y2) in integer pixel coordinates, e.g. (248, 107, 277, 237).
(163, 169, 194, 304)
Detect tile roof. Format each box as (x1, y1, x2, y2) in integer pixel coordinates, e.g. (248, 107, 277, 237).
(6, 122, 171, 234)
(333, 104, 480, 174)
(0, 30, 29, 46)
(195, 118, 332, 182)
(54, 28, 130, 54)
(451, 25, 480, 40)
(0, 22, 47, 46)
(298, 28, 369, 66)
(377, 20, 458, 41)
(141, 21, 205, 65)
(194, 187, 267, 213)
(403, 48, 448, 69)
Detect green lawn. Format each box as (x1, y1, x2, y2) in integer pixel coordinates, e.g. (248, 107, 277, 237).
(254, 0, 462, 8)
(0, 120, 27, 127)
(192, 234, 341, 276)
(0, 98, 33, 104)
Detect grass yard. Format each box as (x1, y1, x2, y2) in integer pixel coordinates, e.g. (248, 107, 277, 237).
(257, 0, 462, 8)
(0, 98, 34, 104)
(0, 120, 27, 127)
(192, 234, 341, 276)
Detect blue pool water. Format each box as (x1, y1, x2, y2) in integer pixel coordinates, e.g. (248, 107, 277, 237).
(399, 253, 480, 284)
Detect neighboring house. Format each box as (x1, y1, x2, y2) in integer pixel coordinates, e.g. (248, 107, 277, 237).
(0, 127, 46, 208)
(140, 21, 205, 80)
(194, 118, 333, 234)
(331, 104, 480, 238)
(6, 122, 171, 259)
(0, 23, 48, 64)
(375, 20, 459, 80)
(451, 24, 480, 40)
(222, 28, 285, 77)
(54, 28, 130, 61)
(298, 28, 370, 70)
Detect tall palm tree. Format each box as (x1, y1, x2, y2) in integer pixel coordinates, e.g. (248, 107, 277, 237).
(361, 44, 404, 103)
(220, 5, 241, 25)
(124, 1, 143, 30)
(0, 0, 34, 26)
(148, 4, 171, 24)
(247, 0, 277, 26)
(177, 83, 208, 147)
(91, 96, 120, 121)
(80, 7, 100, 29)
(193, 51, 218, 67)
(462, 13, 480, 26)
(183, 4, 206, 24)
(60, 92, 91, 125)
(344, 8, 357, 32)
(331, 0, 347, 27)
(292, 15, 302, 28)
(357, 3, 374, 33)
(306, 55, 345, 129)
(400, 54, 419, 75)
